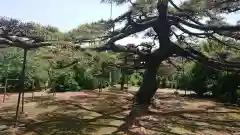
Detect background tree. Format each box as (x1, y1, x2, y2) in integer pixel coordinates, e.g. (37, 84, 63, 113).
(0, 17, 57, 125)
(66, 20, 111, 45)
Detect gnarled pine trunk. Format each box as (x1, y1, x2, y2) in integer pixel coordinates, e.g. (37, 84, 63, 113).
(134, 64, 159, 105)
(134, 0, 173, 106)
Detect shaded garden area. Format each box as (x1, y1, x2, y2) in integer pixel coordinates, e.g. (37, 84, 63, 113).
(0, 89, 239, 135)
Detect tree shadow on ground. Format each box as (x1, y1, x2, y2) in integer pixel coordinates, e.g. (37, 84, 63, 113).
(32, 92, 131, 112)
(17, 92, 130, 134)
(25, 105, 127, 134)
(1, 91, 240, 135)
(109, 108, 240, 134)
(0, 105, 16, 112)
(21, 110, 125, 135)
(109, 93, 240, 135)
(0, 105, 17, 125)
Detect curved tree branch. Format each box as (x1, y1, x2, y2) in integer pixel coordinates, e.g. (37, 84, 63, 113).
(174, 42, 240, 72)
(174, 23, 212, 38)
(170, 15, 240, 32)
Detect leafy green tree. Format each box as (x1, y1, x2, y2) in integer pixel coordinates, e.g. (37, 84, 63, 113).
(176, 39, 240, 103)
(0, 48, 40, 90)
(66, 20, 110, 44)
(0, 17, 59, 124)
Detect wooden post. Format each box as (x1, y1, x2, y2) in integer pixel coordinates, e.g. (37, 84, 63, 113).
(21, 91, 24, 112)
(3, 79, 7, 103)
(120, 69, 125, 91)
(32, 80, 34, 99)
(21, 49, 28, 113)
(126, 75, 129, 90)
(15, 48, 28, 125)
(98, 78, 103, 94)
(32, 92, 34, 99)
(109, 71, 112, 87)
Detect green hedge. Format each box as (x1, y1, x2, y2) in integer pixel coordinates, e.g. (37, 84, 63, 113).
(178, 62, 240, 104)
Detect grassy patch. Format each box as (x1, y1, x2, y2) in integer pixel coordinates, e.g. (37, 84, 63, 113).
(229, 113, 240, 120)
(170, 126, 194, 134)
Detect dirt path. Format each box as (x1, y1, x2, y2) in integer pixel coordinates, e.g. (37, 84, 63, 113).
(0, 89, 239, 135)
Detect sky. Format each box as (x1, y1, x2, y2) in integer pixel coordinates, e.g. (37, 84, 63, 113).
(0, 0, 239, 45)
(0, 0, 129, 32)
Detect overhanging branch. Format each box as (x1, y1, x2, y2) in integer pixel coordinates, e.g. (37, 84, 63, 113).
(174, 23, 212, 38)
(174, 42, 240, 72)
(170, 15, 240, 32)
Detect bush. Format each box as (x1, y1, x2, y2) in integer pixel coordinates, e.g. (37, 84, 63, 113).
(208, 72, 240, 103)
(236, 90, 240, 104)
(0, 48, 40, 92)
(109, 70, 121, 86)
(178, 73, 191, 90)
(159, 77, 167, 88)
(129, 72, 142, 86)
(50, 66, 109, 92)
(74, 67, 98, 89)
(178, 62, 216, 96)
(178, 62, 240, 103)
(51, 71, 81, 92)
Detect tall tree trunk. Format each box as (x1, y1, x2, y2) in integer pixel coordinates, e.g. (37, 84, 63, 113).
(134, 65, 159, 105)
(15, 48, 27, 125)
(133, 45, 175, 105)
(133, 0, 171, 106)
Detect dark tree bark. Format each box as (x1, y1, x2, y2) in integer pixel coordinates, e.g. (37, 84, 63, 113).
(134, 0, 171, 106)
(134, 65, 159, 105)
(133, 32, 174, 105)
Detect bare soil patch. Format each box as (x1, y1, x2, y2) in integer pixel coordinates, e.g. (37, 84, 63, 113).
(0, 89, 239, 135)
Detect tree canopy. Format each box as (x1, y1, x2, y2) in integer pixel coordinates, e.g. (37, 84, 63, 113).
(96, 0, 240, 105)
(97, 0, 240, 71)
